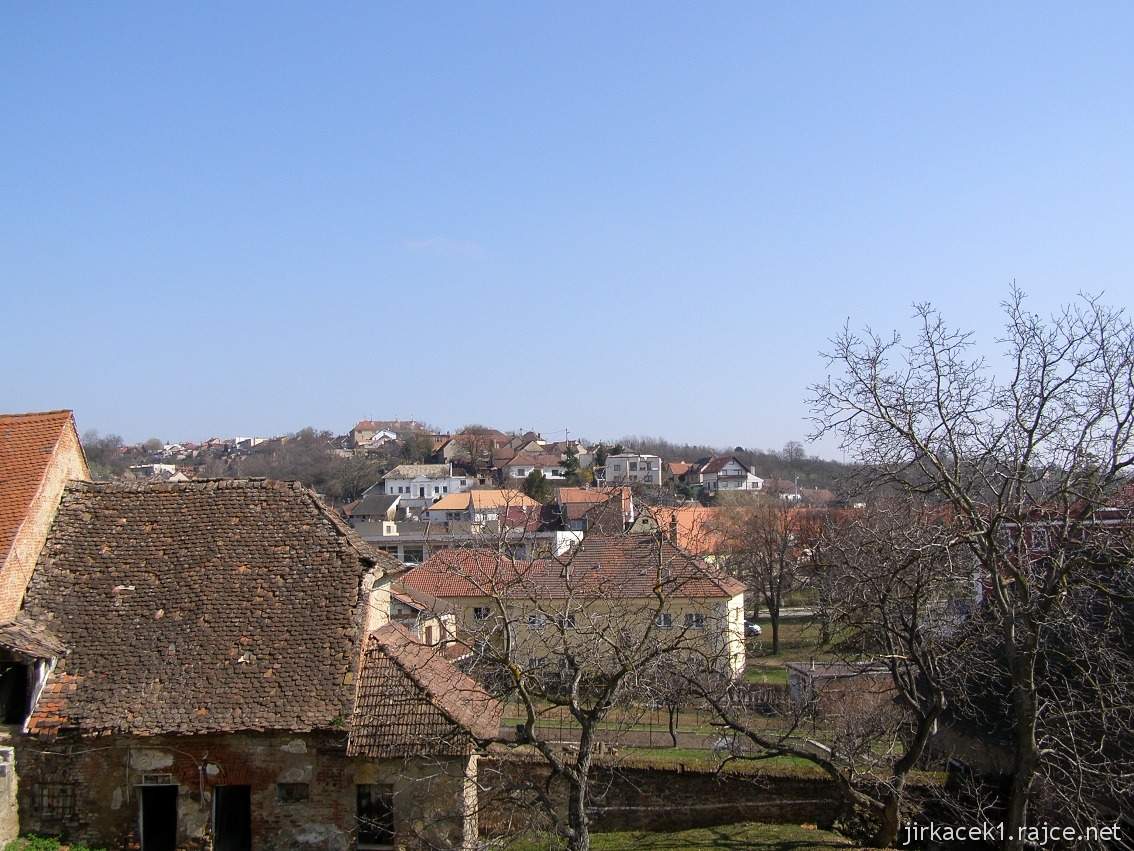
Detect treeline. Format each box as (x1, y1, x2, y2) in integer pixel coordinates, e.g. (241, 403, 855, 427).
(616, 434, 856, 491)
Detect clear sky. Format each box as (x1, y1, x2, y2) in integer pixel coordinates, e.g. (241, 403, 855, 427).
(3, 3, 1132, 454)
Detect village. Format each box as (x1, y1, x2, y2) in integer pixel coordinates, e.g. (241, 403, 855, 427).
(4, 5, 1134, 850)
(0, 376, 1131, 851)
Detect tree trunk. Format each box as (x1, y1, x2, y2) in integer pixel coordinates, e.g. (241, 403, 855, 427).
(668, 706, 679, 747)
(769, 609, 781, 656)
(869, 787, 902, 847)
(1003, 690, 1038, 850)
(566, 776, 590, 851)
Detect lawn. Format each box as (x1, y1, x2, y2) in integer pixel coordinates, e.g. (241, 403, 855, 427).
(745, 614, 831, 684)
(503, 822, 857, 850)
(617, 747, 827, 777)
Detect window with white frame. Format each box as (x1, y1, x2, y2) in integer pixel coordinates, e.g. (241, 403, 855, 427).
(472, 606, 492, 621)
(684, 612, 705, 629)
(655, 612, 673, 629)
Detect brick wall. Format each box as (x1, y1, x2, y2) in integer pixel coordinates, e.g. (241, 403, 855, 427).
(15, 731, 477, 850)
(0, 424, 89, 621)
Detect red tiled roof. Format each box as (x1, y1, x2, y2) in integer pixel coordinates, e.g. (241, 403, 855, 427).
(0, 410, 81, 566)
(401, 537, 744, 600)
(347, 623, 501, 757)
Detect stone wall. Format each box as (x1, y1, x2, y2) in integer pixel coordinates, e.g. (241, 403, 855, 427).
(15, 731, 477, 850)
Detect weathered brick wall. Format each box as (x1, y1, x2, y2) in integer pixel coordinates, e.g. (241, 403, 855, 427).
(480, 757, 840, 835)
(15, 731, 476, 850)
(0, 424, 88, 621)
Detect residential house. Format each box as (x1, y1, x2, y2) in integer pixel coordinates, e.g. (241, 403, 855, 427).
(388, 581, 457, 649)
(630, 505, 724, 558)
(3, 479, 500, 850)
(699, 455, 764, 492)
(664, 461, 694, 486)
(602, 453, 663, 486)
(401, 537, 747, 678)
(421, 490, 541, 525)
(552, 487, 634, 533)
(354, 491, 577, 564)
(501, 452, 566, 482)
(348, 492, 402, 524)
(351, 419, 430, 448)
(381, 464, 472, 513)
(0, 410, 90, 623)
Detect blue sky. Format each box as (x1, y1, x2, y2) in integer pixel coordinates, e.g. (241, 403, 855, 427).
(3, 3, 1132, 454)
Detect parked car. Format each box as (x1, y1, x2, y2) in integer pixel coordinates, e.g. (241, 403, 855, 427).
(744, 620, 763, 637)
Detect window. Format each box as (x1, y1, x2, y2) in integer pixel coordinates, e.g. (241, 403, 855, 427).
(526, 612, 547, 630)
(277, 782, 309, 802)
(472, 606, 492, 621)
(433, 486, 439, 494)
(442, 486, 448, 493)
(629, 462, 639, 471)
(684, 613, 705, 630)
(460, 479, 467, 486)
(33, 783, 75, 819)
(655, 613, 673, 629)
(556, 612, 577, 630)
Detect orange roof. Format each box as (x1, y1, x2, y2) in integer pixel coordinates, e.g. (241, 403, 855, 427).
(0, 411, 82, 565)
(427, 489, 540, 512)
(667, 461, 693, 477)
(641, 505, 724, 555)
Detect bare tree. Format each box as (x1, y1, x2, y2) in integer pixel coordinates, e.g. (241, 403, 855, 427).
(808, 288, 1134, 847)
(712, 500, 825, 654)
(402, 530, 746, 851)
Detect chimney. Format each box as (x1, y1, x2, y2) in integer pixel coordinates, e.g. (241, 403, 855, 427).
(669, 513, 679, 541)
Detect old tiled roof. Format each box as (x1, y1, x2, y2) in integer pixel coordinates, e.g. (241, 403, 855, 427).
(402, 536, 745, 600)
(347, 623, 501, 758)
(0, 613, 65, 659)
(22, 479, 398, 738)
(0, 410, 82, 566)
(384, 464, 451, 480)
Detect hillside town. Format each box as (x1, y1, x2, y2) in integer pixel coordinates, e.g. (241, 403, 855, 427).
(1, 330, 1132, 851)
(5, 5, 1134, 850)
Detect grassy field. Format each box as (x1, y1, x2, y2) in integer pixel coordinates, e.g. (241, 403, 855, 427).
(745, 614, 829, 684)
(502, 822, 857, 850)
(617, 747, 827, 776)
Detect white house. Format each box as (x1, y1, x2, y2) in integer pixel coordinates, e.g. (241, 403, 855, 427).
(699, 455, 764, 492)
(380, 463, 472, 512)
(502, 451, 567, 481)
(603, 452, 663, 486)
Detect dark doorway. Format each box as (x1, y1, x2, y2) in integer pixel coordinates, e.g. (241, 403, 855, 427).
(0, 664, 29, 724)
(140, 785, 178, 851)
(214, 785, 252, 851)
(357, 784, 395, 849)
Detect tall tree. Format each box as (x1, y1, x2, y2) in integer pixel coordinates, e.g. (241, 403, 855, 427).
(809, 288, 1134, 847)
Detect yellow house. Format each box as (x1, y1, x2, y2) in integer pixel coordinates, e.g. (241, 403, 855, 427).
(401, 536, 746, 678)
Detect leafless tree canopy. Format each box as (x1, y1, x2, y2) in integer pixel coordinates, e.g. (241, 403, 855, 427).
(808, 288, 1134, 847)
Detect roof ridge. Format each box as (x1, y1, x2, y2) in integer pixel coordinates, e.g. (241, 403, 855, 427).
(0, 409, 74, 420)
